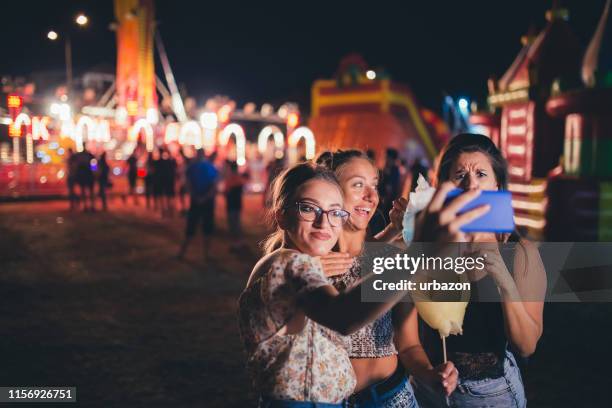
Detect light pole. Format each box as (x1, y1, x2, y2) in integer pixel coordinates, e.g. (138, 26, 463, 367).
(47, 13, 89, 97)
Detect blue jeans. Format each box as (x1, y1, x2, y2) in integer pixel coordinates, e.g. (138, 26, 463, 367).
(351, 374, 419, 408)
(259, 397, 349, 407)
(413, 351, 526, 408)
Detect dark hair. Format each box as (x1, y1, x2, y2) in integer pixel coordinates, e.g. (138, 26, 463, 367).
(436, 133, 525, 248)
(316, 149, 375, 174)
(435, 133, 509, 190)
(386, 148, 398, 160)
(261, 162, 341, 254)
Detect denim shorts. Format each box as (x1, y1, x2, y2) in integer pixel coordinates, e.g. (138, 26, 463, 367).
(350, 372, 419, 408)
(413, 351, 526, 408)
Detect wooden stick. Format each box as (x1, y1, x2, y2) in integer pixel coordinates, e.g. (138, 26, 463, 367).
(442, 335, 447, 363)
(442, 335, 450, 406)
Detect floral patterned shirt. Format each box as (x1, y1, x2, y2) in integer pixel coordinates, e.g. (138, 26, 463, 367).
(238, 250, 356, 402)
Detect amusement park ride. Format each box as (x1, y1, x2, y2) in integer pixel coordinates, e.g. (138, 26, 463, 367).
(470, 1, 612, 240)
(1, 1, 611, 243)
(0, 0, 316, 197)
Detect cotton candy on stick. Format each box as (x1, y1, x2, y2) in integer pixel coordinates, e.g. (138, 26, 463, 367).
(413, 271, 469, 404)
(414, 298, 468, 338)
(404, 174, 469, 401)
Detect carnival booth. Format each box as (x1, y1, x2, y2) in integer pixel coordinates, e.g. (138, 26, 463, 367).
(470, 3, 612, 241)
(309, 55, 447, 167)
(545, 0, 612, 241)
(473, 6, 583, 239)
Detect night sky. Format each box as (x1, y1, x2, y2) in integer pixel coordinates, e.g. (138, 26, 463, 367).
(0, 0, 606, 113)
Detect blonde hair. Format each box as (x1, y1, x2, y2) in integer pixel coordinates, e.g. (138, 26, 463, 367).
(262, 162, 342, 254)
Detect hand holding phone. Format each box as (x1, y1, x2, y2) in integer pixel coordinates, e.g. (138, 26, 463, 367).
(444, 189, 515, 233)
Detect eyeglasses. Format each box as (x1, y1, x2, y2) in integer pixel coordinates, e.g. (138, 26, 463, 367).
(292, 201, 350, 227)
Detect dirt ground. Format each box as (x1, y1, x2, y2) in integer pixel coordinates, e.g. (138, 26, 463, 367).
(0, 196, 610, 407)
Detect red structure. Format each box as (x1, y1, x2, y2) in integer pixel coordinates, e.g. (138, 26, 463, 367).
(309, 56, 448, 166)
(545, 0, 612, 241)
(477, 7, 584, 237)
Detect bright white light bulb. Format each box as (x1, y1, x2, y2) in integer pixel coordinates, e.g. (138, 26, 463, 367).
(76, 14, 88, 26)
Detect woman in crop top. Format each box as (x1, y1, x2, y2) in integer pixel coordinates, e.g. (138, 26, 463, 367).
(410, 134, 547, 408)
(317, 150, 459, 407)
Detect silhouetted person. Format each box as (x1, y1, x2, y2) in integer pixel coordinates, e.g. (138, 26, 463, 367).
(224, 161, 247, 252)
(178, 149, 219, 260)
(126, 151, 138, 205)
(177, 147, 191, 214)
(159, 147, 176, 217)
(381, 148, 400, 222)
(98, 151, 110, 211)
(75, 149, 96, 211)
(66, 148, 79, 210)
(152, 148, 163, 212)
(144, 151, 155, 209)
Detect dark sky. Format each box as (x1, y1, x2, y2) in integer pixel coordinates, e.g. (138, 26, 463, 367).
(0, 0, 605, 113)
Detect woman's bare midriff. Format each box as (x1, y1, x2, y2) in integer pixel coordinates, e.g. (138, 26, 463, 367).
(351, 355, 398, 392)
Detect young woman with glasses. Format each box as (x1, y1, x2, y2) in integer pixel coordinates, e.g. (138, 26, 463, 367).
(239, 162, 430, 406)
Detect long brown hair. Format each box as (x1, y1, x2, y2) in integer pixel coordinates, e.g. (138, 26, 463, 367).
(261, 162, 341, 254)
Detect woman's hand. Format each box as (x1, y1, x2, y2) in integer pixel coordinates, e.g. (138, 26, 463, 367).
(389, 197, 408, 232)
(414, 182, 490, 243)
(465, 243, 518, 298)
(423, 361, 459, 396)
(317, 252, 354, 278)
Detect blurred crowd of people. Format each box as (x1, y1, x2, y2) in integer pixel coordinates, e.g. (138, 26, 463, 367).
(63, 144, 430, 261)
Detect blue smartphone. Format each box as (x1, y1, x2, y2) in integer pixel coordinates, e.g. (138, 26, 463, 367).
(444, 189, 515, 233)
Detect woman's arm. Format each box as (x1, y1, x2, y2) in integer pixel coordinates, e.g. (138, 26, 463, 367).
(373, 198, 406, 243)
(298, 281, 411, 336)
(393, 304, 457, 396)
(373, 223, 402, 243)
(474, 241, 546, 357)
(500, 241, 546, 357)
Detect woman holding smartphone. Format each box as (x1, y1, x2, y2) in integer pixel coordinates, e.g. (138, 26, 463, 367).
(238, 161, 485, 406)
(411, 133, 547, 408)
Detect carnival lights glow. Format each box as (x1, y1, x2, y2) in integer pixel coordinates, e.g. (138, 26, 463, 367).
(115, 107, 128, 126)
(200, 112, 218, 130)
(75, 14, 88, 26)
(75, 115, 96, 152)
(146, 108, 159, 125)
(32, 117, 50, 141)
(219, 123, 247, 166)
(2, 102, 317, 170)
(9, 113, 31, 138)
(164, 122, 180, 144)
(180, 121, 203, 149)
(288, 126, 316, 162)
(257, 125, 285, 157)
